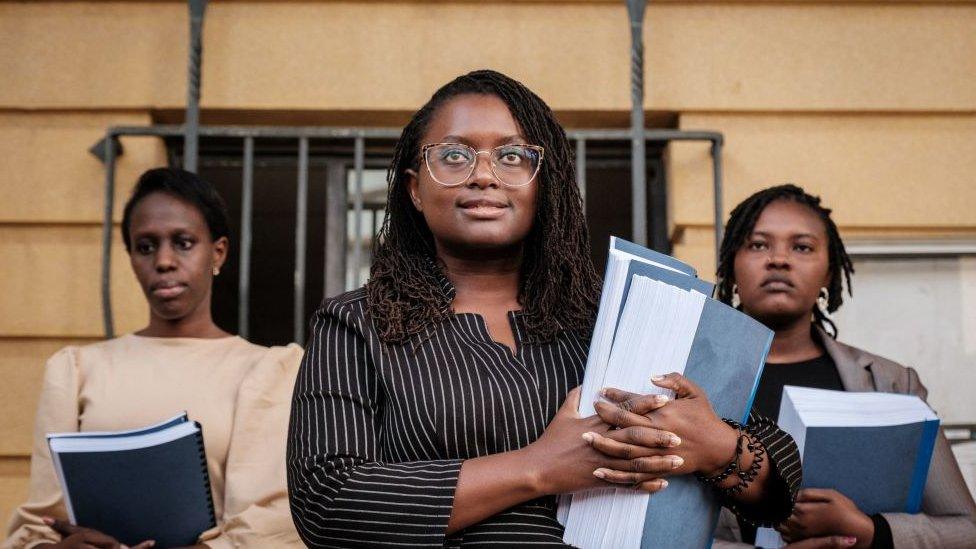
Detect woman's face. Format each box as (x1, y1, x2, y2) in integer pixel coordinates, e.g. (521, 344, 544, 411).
(732, 199, 831, 328)
(407, 94, 539, 256)
(127, 192, 227, 323)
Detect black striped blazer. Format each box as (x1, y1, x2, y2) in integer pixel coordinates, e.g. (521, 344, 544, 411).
(287, 284, 800, 547)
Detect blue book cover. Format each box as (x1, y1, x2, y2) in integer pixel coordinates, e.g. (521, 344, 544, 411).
(640, 300, 773, 549)
(49, 419, 216, 548)
(611, 236, 698, 277)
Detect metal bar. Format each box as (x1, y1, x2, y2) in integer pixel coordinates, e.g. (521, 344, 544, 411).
(101, 133, 118, 338)
(626, 0, 649, 246)
(325, 162, 348, 296)
(184, 0, 208, 172)
(293, 137, 309, 343)
(238, 136, 254, 337)
(711, 139, 725, 267)
(351, 136, 365, 287)
(575, 138, 587, 207)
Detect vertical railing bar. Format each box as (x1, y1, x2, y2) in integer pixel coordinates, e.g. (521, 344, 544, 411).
(238, 136, 254, 338)
(325, 161, 347, 297)
(352, 136, 365, 287)
(626, 0, 649, 246)
(711, 138, 724, 267)
(575, 138, 587, 208)
(293, 137, 309, 343)
(101, 133, 117, 339)
(184, 0, 207, 172)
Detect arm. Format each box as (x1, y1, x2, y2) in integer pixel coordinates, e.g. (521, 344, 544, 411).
(4, 348, 81, 549)
(879, 368, 976, 548)
(197, 344, 305, 549)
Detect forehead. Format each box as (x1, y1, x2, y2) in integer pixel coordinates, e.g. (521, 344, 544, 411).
(423, 94, 524, 144)
(129, 192, 208, 234)
(752, 198, 827, 237)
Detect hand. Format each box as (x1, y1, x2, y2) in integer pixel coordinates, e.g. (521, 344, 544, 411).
(778, 489, 874, 548)
(594, 373, 738, 476)
(37, 517, 155, 549)
(784, 536, 858, 549)
(521, 387, 681, 495)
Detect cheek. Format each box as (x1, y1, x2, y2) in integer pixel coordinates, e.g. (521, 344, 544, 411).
(732, 254, 763, 289)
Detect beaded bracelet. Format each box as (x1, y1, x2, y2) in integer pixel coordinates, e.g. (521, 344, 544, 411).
(695, 418, 766, 497)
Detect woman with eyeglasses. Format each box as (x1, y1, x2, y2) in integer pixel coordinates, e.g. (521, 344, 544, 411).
(712, 184, 976, 548)
(5, 169, 303, 549)
(287, 70, 801, 547)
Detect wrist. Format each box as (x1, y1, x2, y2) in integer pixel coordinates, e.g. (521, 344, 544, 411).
(515, 444, 550, 498)
(701, 421, 739, 476)
(851, 511, 875, 549)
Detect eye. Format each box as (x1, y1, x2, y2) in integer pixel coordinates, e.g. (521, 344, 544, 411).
(175, 236, 196, 251)
(135, 240, 156, 255)
(794, 244, 813, 253)
(746, 240, 768, 251)
(497, 147, 527, 166)
(439, 147, 473, 165)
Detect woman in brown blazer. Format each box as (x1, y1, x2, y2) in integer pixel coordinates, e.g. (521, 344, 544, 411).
(713, 184, 976, 548)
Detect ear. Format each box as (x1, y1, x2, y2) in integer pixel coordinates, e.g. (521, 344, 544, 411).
(406, 168, 423, 212)
(212, 236, 229, 270)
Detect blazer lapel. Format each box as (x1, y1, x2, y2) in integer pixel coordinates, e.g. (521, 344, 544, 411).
(816, 326, 876, 392)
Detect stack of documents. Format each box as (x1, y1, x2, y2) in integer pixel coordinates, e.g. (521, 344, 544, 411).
(755, 386, 940, 548)
(558, 237, 774, 549)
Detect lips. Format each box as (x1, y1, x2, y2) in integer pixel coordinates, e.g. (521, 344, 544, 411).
(150, 281, 188, 299)
(761, 275, 794, 291)
(457, 197, 509, 220)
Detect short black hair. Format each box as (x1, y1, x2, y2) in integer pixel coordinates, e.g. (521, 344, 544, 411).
(366, 69, 601, 344)
(121, 167, 231, 252)
(715, 184, 854, 337)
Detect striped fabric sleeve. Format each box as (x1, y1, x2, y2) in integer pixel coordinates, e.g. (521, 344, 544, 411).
(286, 299, 463, 548)
(718, 410, 801, 527)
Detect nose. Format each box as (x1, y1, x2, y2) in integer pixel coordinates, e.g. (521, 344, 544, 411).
(766, 243, 791, 269)
(154, 243, 178, 272)
(466, 151, 498, 189)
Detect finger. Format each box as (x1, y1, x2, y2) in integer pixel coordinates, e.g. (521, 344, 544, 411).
(593, 468, 668, 487)
(797, 488, 836, 502)
(44, 517, 82, 536)
(612, 392, 671, 416)
(787, 536, 857, 548)
(594, 401, 654, 428)
(79, 530, 123, 548)
(604, 425, 681, 449)
(600, 387, 640, 403)
(585, 431, 658, 459)
(650, 373, 700, 399)
(130, 542, 156, 549)
(559, 387, 582, 417)
(635, 478, 669, 494)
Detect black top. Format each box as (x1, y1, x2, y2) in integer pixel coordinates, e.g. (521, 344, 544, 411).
(753, 354, 845, 419)
(740, 351, 894, 549)
(287, 277, 801, 547)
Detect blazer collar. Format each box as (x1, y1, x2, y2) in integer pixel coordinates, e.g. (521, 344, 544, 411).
(815, 325, 876, 392)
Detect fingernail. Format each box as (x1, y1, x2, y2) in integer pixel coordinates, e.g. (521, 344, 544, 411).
(658, 479, 669, 489)
(651, 375, 665, 381)
(844, 538, 857, 546)
(655, 395, 669, 405)
(582, 432, 595, 444)
(670, 434, 681, 447)
(599, 388, 608, 397)
(41, 517, 54, 525)
(593, 469, 607, 479)
(670, 456, 684, 469)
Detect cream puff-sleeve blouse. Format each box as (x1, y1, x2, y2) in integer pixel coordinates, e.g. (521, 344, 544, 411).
(4, 334, 303, 549)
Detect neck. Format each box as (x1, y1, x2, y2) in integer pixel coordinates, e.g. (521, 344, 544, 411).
(437, 244, 523, 311)
(139, 297, 228, 339)
(765, 315, 823, 363)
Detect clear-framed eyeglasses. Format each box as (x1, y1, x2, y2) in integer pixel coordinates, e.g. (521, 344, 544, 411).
(420, 143, 545, 188)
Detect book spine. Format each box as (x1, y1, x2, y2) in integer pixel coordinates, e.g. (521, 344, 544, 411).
(193, 422, 218, 527)
(906, 418, 940, 513)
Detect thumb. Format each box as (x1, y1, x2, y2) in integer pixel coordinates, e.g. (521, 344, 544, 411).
(560, 386, 582, 416)
(130, 541, 156, 549)
(790, 536, 857, 548)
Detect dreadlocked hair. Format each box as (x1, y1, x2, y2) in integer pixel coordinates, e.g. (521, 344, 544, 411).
(366, 69, 601, 345)
(715, 184, 854, 338)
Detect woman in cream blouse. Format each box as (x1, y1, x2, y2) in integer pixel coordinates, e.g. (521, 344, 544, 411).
(4, 168, 302, 549)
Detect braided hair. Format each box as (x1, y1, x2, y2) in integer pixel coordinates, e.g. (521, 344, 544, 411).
(366, 70, 601, 344)
(715, 184, 854, 338)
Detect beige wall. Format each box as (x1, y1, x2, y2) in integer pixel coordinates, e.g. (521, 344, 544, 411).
(1, 0, 974, 535)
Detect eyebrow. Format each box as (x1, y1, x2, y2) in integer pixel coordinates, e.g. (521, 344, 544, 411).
(440, 134, 528, 146)
(751, 230, 821, 240)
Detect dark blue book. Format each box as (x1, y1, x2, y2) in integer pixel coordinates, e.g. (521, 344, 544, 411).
(48, 413, 216, 548)
(755, 386, 940, 548)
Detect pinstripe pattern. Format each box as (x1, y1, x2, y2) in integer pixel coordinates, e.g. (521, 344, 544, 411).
(287, 281, 800, 547)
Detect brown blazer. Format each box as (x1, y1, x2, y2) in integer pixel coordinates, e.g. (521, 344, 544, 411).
(715, 327, 976, 548)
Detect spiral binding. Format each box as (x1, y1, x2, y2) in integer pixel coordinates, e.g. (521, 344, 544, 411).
(193, 421, 217, 528)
